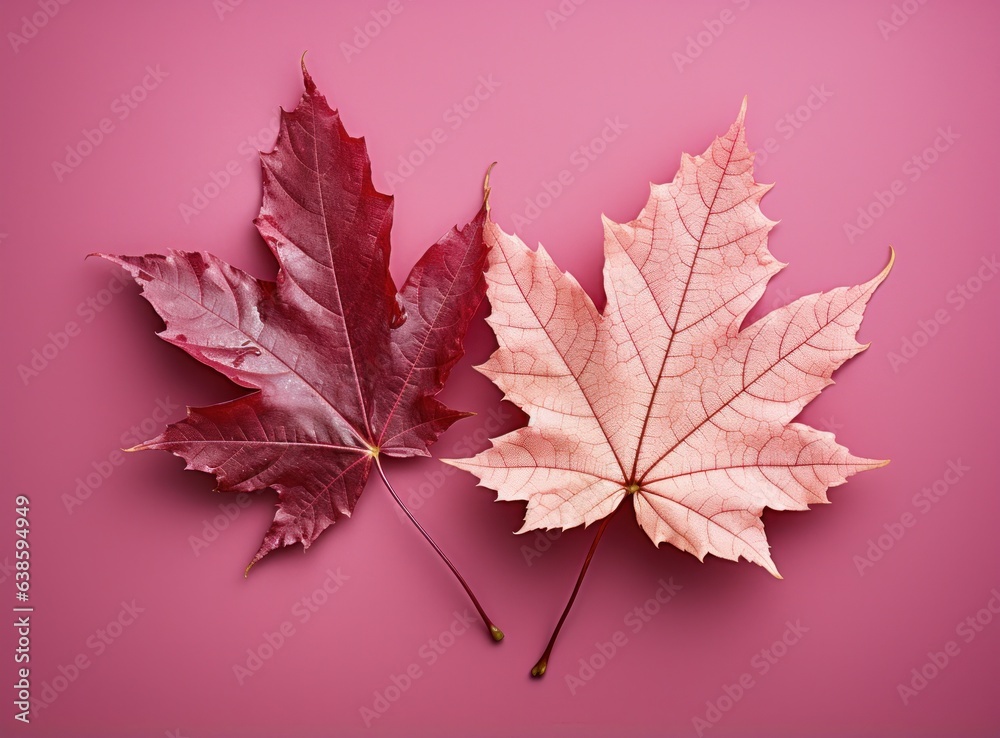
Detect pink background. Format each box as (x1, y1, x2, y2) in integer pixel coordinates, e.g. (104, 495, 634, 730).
(2, 1, 999, 736)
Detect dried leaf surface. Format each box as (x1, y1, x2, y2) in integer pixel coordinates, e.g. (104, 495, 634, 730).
(448, 102, 890, 576)
(103, 65, 487, 569)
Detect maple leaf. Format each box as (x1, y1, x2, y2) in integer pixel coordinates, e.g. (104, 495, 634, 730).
(446, 100, 891, 673)
(99, 62, 502, 640)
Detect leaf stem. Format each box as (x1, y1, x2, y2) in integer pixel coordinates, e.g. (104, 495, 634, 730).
(530, 504, 621, 678)
(374, 456, 503, 642)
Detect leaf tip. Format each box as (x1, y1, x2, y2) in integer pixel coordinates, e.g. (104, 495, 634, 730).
(884, 245, 897, 275)
(90, 252, 121, 266)
(760, 554, 782, 579)
(484, 161, 497, 214)
(299, 50, 313, 88)
(440, 456, 472, 474)
(299, 51, 321, 96)
(245, 542, 273, 578)
(862, 247, 895, 295)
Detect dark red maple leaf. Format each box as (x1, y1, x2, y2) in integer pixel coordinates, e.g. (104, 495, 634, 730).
(99, 62, 501, 639)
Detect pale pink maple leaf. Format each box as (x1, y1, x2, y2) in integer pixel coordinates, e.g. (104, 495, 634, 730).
(445, 101, 891, 674)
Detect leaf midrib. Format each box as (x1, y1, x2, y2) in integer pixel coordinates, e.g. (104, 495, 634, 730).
(626, 137, 738, 483)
